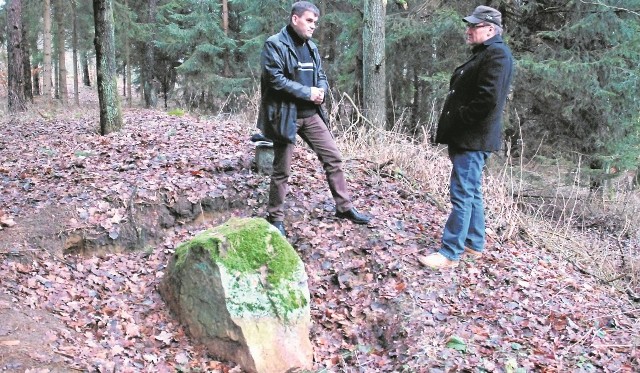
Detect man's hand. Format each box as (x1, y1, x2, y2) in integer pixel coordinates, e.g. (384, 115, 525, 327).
(310, 87, 325, 105)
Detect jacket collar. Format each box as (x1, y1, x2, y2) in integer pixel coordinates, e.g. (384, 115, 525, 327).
(455, 34, 504, 70)
(277, 26, 318, 52)
(471, 34, 504, 54)
(286, 25, 306, 45)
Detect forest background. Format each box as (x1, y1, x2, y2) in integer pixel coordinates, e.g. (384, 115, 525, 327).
(0, 0, 639, 370)
(0, 0, 639, 172)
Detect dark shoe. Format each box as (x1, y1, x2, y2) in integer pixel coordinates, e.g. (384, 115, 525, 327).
(269, 220, 287, 237)
(335, 208, 372, 224)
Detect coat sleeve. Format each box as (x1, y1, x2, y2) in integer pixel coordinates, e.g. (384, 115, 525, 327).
(458, 46, 511, 126)
(261, 40, 312, 101)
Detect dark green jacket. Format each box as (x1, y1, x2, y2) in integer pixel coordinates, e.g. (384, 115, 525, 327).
(435, 35, 514, 151)
(256, 26, 329, 144)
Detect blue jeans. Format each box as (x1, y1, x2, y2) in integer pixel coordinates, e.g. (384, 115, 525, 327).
(439, 146, 490, 261)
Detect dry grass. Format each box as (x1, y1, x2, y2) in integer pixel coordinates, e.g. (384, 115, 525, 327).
(502, 156, 640, 293)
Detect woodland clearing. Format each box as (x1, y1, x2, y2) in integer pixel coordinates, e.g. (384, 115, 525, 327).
(0, 89, 639, 372)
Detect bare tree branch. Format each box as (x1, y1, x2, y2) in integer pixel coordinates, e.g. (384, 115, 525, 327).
(580, 0, 640, 17)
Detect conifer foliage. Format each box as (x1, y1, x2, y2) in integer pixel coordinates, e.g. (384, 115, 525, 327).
(510, 0, 640, 166)
(0, 0, 639, 169)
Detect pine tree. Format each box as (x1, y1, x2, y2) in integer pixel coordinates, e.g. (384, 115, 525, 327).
(362, 0, 386, 129)
(511, 0, 640, 167)
(6, 0, 26, 111)
(93, 0, 123, 134)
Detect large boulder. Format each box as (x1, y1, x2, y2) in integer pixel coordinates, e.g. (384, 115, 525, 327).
(159, 217, 313, 373)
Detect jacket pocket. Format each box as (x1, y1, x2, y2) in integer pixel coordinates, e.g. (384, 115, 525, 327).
(264, 102, 297, 144)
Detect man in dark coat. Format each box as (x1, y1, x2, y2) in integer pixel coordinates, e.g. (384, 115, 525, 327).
(257, 1, 371, 236)
(420, 5, 514, 269)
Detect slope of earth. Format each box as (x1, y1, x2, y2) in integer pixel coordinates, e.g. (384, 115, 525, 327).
(0, 103, 638, 372)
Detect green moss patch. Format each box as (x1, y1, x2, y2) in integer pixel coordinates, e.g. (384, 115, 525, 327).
(173, 217, 308, 319)
(174, 217, 299, 287)
(167, 108, 185, 116)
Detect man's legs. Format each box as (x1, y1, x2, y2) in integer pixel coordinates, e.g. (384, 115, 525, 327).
(465, 176, 487, 252)
(439, 146, 489, 261)
(267, 140, 295, 222)
(298, 114, 353, 213)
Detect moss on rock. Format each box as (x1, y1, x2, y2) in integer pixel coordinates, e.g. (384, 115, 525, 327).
(173, 217, 308, 319)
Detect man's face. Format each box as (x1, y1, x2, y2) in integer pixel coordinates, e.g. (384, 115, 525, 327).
(291, 10, 318, 40)
(465, 22, 494, 46)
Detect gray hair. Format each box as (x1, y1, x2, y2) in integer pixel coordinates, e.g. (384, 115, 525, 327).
(291, 1, 320, 17)
(493, 24, 503, 35)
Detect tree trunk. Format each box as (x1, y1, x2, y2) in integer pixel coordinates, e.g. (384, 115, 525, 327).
(221, 0, 230, 77)
(93, 0, 123, 135)
(72, 0, 79, 105)
(7, 0, 26, 111)
(411, 68, 420, 133)
(21, 19, 32, 102)
(43, 0, 53, 104)
(362, 0, 386, 129)
(33, 68, 41, 96)
(125, 0, 132, 107)
(55, 0, 68, 103)
(81, 51, 91, 86)
(143, 0, 158, 108)
(54, 59, 59, 98)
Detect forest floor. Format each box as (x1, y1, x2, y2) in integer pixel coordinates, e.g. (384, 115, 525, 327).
(0, 90, 639, 372)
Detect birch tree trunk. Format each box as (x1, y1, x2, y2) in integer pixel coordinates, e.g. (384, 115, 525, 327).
(362, 0, 386, 129)
(93, 0, 123, 135)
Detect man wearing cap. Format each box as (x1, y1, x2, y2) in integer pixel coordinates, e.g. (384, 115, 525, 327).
(420, 5, 514, 269)
(257, 1, 372, 237)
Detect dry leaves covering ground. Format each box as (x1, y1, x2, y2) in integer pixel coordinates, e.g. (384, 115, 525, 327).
(0, 94, 638, 372)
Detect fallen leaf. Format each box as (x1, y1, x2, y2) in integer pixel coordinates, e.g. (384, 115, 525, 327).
(155, 330, 173, 345)
(143, 353, 158, 363)
(0, 216, 16, 227)
(111, 344, 125, 355)
(125, 322, 140, 338)
(0, 340, 20, 346)
(175, 352, 189, 365)
(446, 335, 467, 352)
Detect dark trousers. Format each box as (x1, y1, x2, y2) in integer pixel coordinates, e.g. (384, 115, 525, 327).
(267, 114, 353, 221)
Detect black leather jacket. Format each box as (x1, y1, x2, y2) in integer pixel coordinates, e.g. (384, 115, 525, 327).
(256, 26, 329, 144)
(435, 35, 514, 151)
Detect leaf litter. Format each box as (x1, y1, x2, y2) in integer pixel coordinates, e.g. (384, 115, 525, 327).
(0, 106, 638, 371)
